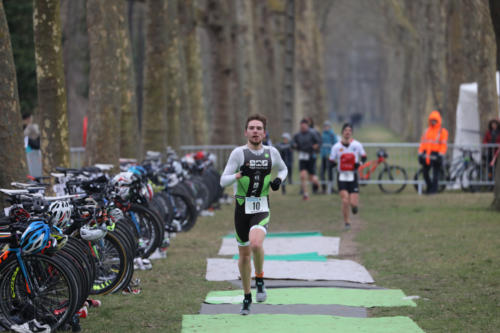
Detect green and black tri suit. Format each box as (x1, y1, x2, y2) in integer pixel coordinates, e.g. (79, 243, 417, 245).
(220, 145, 288, 246)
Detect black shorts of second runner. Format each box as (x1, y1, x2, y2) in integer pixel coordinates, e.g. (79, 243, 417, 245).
(337, 174, 359, 194)
(234, 201, 270, 246)
(299, 157, 316, 175)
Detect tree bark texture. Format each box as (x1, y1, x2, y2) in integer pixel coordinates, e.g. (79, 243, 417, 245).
(61, 0, 88, 148)
(117, 2, 140, 160)
(181, 0, 207, 145)
(33, 0, 70, 175)
(85, 0, 121, 166)
(165, 0, 183, 150)
(0, 0, 28, 189)
(142, 0, 168, 153)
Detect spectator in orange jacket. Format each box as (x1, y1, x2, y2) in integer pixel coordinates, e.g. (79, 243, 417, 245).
(418, 110, 448, 194)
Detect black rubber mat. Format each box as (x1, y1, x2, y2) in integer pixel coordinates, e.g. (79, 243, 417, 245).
(199, 303, 367, 317)
(228, 279, 385, 290)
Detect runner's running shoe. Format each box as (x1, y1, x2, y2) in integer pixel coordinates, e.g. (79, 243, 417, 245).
(351, 206, 358, 214)
(344, 222, 351, 230)
(10, 319, 51, 333)
(255, 278, 267, 302)
(240, 297, 252, 315)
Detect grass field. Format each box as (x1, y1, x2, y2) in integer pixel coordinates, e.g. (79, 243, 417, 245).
(81, 185, 500, 332)
(81, 125, 499, 332)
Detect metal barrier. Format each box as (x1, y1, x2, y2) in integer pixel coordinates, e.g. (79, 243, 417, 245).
(70, 143, 497, 193)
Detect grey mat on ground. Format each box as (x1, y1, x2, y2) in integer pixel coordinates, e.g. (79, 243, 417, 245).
(199, 303, 367, 317)
(206, 258, 374, 283)
(228, 280, 385, 290)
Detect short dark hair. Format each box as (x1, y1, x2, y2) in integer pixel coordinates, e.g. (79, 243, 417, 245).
(300, 118, 309, 125)
(342, 123, 352, 133)
(246, 113, 267, 130)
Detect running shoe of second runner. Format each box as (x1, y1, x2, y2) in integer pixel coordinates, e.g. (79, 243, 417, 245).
(256, 278, 267, 302)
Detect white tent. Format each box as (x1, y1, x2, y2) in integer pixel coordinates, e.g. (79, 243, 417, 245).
(453, 72, 500, 147)
(450, 72, 500, 188)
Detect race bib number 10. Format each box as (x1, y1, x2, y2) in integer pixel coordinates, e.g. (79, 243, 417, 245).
(245, 197, 269, 214)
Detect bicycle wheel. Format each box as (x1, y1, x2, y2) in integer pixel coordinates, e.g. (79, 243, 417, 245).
(378, 165, 407, 193)
(89, 231, 129, 295)
(169, 190, 198, 232)
(466, 164, 482, 192)
(0, 254, 79, 330)
(128, 204, 163, 258)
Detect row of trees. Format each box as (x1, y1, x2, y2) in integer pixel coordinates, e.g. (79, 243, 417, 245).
(0, 0, 327, 189)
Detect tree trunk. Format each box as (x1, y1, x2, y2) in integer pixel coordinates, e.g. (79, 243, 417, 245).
(118, 2, 140, 160)
(165, 0, 183, 149)
(85, 0, 121, 166)
(0, 0, 28, 190)
(61, 0, 88, 148)
(142, 0, 168, 153)
(33, 0, 70, 175)
(181, 0, 207, 145)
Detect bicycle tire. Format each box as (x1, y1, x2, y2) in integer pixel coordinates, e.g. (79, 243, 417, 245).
(413, 168, 447, 193)
(0, 254, 79, 330)
(378, 165, 407, 194)
(128, 204, 163, 258)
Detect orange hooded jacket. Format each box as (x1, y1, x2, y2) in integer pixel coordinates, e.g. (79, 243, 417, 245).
(418, 110, 448, 165)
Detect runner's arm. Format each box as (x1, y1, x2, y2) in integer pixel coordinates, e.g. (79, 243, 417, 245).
(220, 149, 243, 187)
(271, 147, 288, 181)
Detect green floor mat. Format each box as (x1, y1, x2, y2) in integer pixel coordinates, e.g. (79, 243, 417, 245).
(182, 314, 424, 333)
(205, 288, 416, 308)
(223, 231, 322, 238)
(232, 252, 327, 261)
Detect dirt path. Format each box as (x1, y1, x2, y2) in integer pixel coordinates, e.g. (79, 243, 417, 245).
(338, 215, 364, 262)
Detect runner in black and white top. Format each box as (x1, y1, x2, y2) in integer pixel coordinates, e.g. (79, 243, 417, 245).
(220, 113, 288, 315)
(329, 123, 366, 230)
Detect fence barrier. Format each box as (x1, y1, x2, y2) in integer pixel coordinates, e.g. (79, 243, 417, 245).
(68, 143, 497, 194)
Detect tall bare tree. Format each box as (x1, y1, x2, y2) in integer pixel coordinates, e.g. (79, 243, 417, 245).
(181, 0, 207, 145)
(142, 0, 168, 153)
(85, 0, 121, 166)
(118, 1, 140, 159)
(0, 0, 28, 190)
(33, 0, 70, 174)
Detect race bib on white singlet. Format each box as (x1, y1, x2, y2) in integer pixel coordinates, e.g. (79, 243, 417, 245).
(339, 171, 355, 182)
(298, 152, 310, 160)
(245, 196, 269, 214)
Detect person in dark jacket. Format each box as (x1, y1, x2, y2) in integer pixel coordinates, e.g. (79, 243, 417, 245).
(275, 133, 293, 194)
(293, 119, 321, 200)
(482, 119, 500, 180)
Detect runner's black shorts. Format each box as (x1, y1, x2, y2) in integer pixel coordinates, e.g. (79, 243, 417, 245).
(299, 157, 316, 175)
(234, 200, 270, 246)
(337, 174, 359, 194)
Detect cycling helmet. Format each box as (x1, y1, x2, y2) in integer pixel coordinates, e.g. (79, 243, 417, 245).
(108, 207, 124, 222)
(20, 221, 51, 254)
(111, 172, 136, 187)
(80, 224, 108, 241)
(48, 200, 72, 228)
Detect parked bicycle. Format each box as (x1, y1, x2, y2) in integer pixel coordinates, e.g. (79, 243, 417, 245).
(358, 148, 408, 193)
(413, 148, 480, 193)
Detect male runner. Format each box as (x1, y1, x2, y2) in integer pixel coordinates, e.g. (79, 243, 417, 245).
(329, 123, 366, 230)
(293, 119, 321, 200)
(220, 114, 288, 315)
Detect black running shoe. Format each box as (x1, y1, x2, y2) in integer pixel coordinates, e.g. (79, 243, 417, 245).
(351, 206, 358, 214)
(240, 297, 252, 315)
